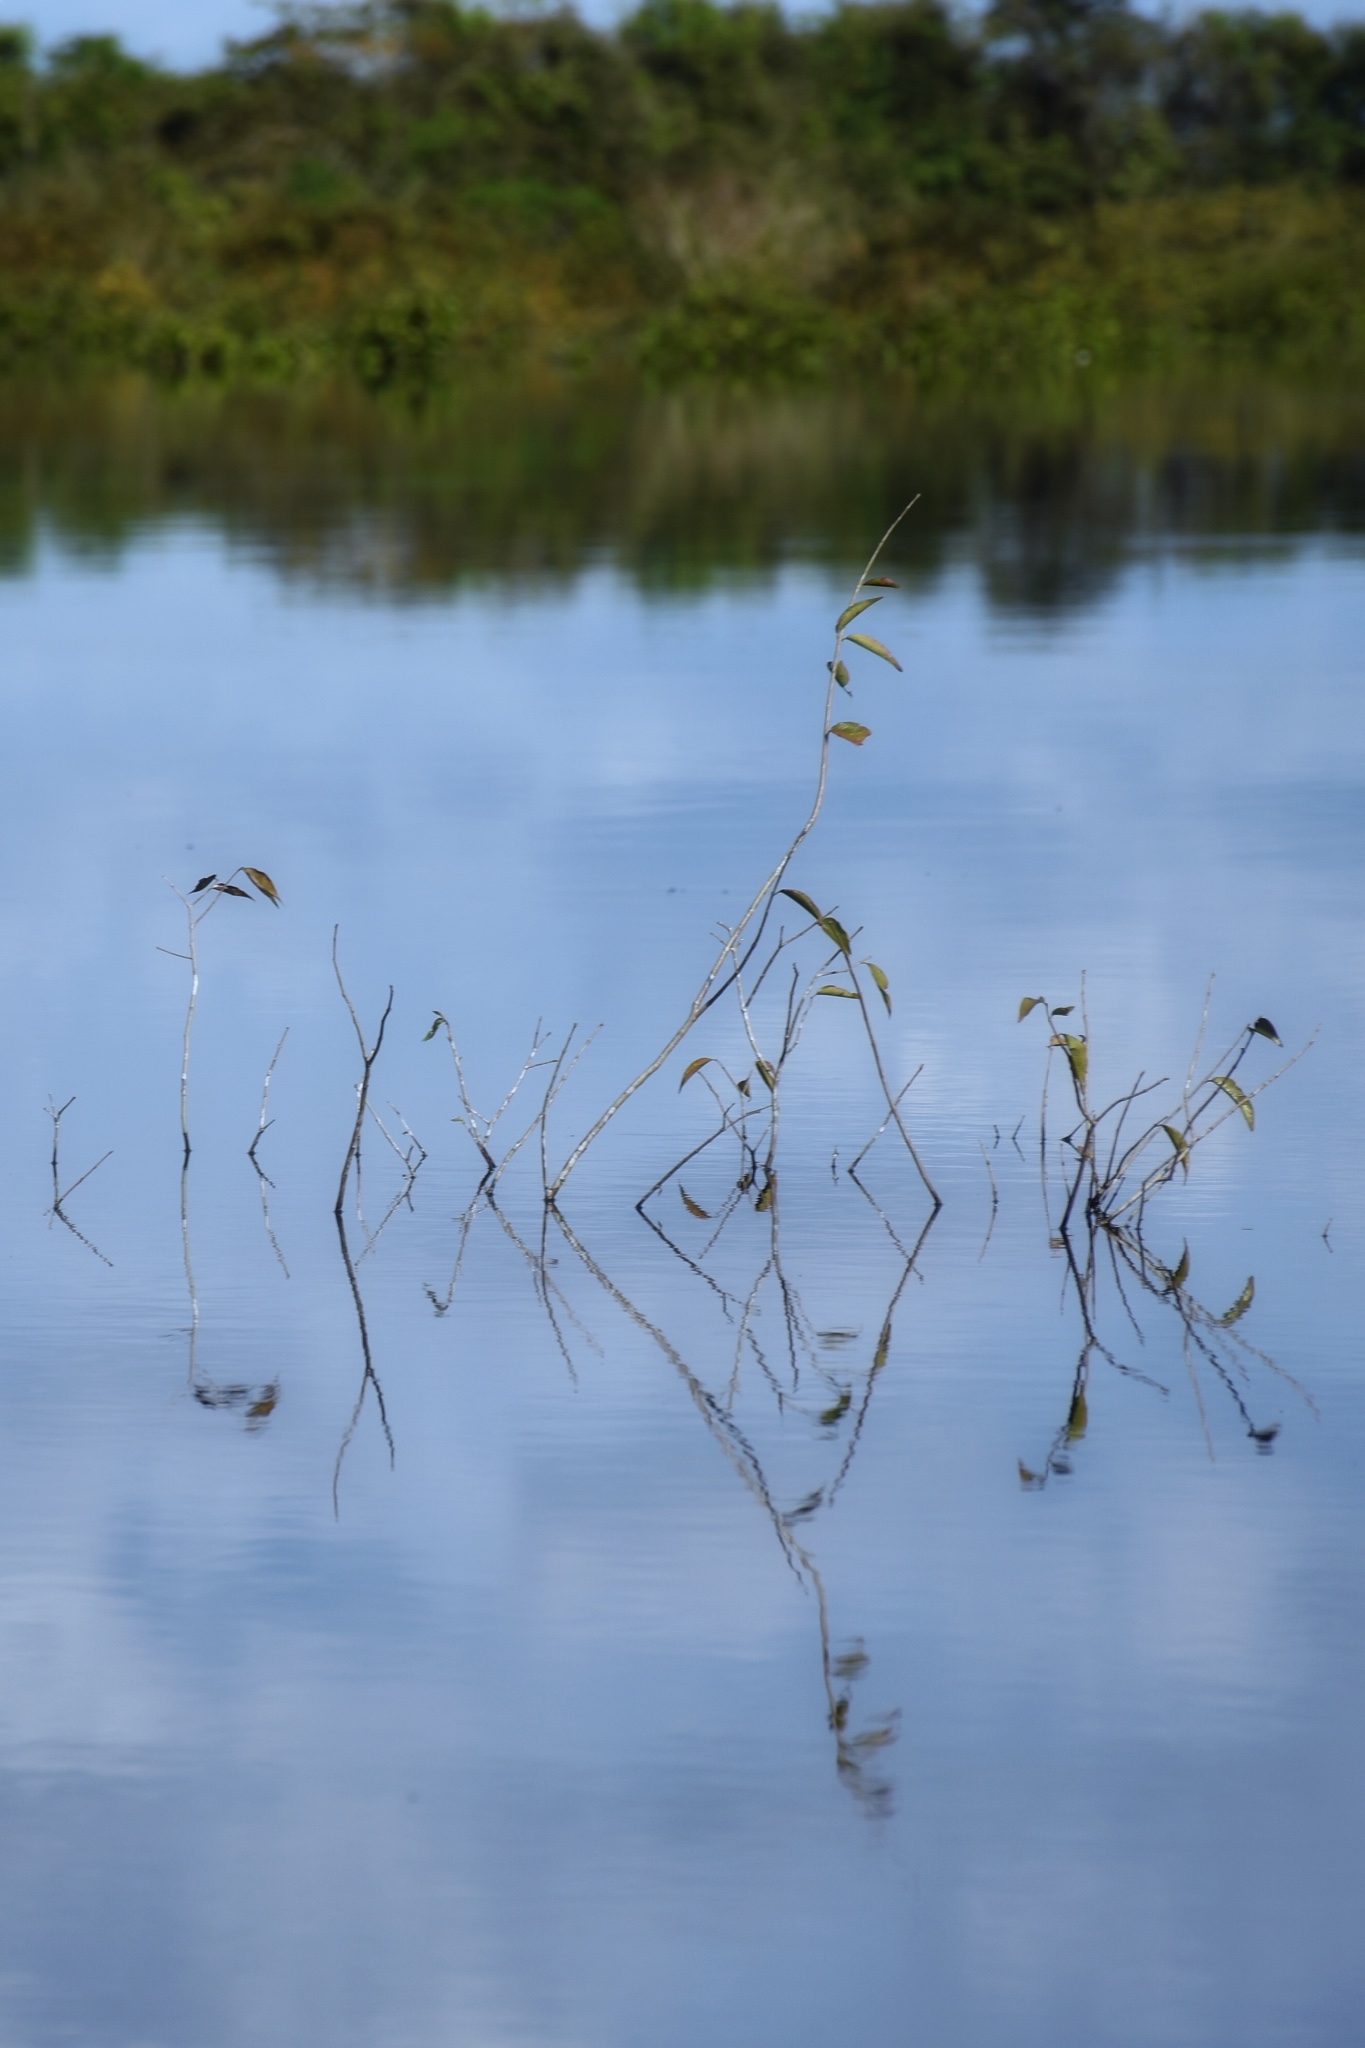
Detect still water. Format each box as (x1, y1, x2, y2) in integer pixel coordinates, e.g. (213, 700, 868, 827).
(1, 375, 1363, 2047)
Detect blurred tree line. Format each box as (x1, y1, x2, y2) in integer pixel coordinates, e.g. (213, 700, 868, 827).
(0, 0, 1363, 381)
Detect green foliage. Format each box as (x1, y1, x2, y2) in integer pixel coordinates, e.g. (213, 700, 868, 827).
(2, 0, 1365, 384)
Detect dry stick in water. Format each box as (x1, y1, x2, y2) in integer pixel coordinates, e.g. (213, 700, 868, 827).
(332, 926, 394, 1219)
(547, 501, 921, 1204)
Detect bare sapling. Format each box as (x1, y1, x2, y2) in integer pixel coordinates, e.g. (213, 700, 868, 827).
(546, 502, 928, 1205)
(44, 1095, 113, 1265)
(162, 865, 282, 1160)
(1018, 980, 1314, 1234)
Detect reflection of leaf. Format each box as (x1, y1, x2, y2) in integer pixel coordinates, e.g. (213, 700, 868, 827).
(243, 866, 281, 906)
(867, 961, 891, 1014)
(679, 1055, 712, 1090)
(1251, 1016, 1282, 1045)
(836, 595, 883, 632)
(1018, 995, 1045, 1021)
(680, 1186, 710, 1219)
(422, 1011, 448, 1042)
(819, 915, 852, 956)
(849, 1719, 898, 1753)
(783, 1488, 823, 1524)
(755, 1179, 775, 1212)
(1066, 1389, 1088, 1441)
(1171, 1243, 1190, 1290)
(246, 1391, 277, 1420)
(1211, 1074, 1255, 1129)
(817, 983, 858, 999)
(1018, 1461, 1044, 1488)
(819, 1388, 852, 1427)
(1221, 1275, 1255, 1326)
(829, 721, 871, 746)
(846, 631, 903, 672)
(873, 1318, 891, 1372)
(780, 887, 822, 921)
(832, 1646, 870, 1681)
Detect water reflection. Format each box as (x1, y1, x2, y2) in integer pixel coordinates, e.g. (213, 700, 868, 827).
(2, 375, 1364, 613)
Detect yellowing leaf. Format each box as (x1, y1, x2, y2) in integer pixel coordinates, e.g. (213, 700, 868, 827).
(679, 1056, 713, 1091)
(755, 1058, 776, 1090)
(867, 961, 891, 1014)
(243, 866, 281, 906)
(1066, 1389, 1088, 1441)
(846, 631, 902, 673)
(1211, 1074, 1254, 1129)
(1163, 1123, 1190, 1159)
(1050, 1032, 1087, 1090)
(829, 721, 871, 746)
(1018, 995, 1045, 1021)
(836, 595, 883, 632)
(819, 915, 852, 956)
(755, 1178, 775, 1212)
(817, 984, 858, 999)
(679, 1186, 710, 1219)
(861, 576, 898, 588)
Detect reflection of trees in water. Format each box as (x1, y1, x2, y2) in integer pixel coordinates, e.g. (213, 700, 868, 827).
(2, 377, 1363, 615)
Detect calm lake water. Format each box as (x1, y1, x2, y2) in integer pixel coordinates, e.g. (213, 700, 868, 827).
(1, 374, 1363, 2048)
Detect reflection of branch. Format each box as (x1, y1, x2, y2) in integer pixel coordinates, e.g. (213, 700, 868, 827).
(182, 1154, 278, 1428)
(333, 1209, 394, 1516)
(44, 1096, 113, 1265)
(332, 927, 393, 1219)
(248, 1028, 289, 1165)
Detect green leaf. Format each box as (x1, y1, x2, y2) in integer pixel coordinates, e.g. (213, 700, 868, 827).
(861, 576, 898, 588)
(819, 1389, 852, 1427)
(1221, 1275, 1255, 1327)
(679, 1056, 712, 1091)
(819, 915, 852, 956)
(836, 595, 883, 633)
(755, 1058, 776, 1091)
(242, 866, 281, 906)
(679, 1186, 710, 1219)
(817, 984, 858, 999)
(1211, 1074, 1254, 1129)
(1051, 1032, 1088, 1090)
(1050, 1005, 1074, 1017)
(1017, 996, 1045, 1022)
(846, 632, 902, 673)
(829, 660, 850, 690)
(422, 1012, 448, 1043)
(1251, 1016, 1282, 1045)
(867, 960, 891, 1015)
(779, 888, 822, 921)
(1171, 1243, 1190, 1290)
(1065, 1389, 1088, 1442)
(829, 721, 871, 746)
(1163, 1123, 1190, 1160)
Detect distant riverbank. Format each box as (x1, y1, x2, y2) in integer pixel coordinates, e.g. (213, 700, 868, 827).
(3, 3, 1365, 386)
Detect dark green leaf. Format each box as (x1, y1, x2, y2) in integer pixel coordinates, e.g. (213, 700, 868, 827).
(215, 883, 251, 898)
(1171, 1243, 1190, 1290)
(819, 1389, 852, 1427)
(1050, 1005, 1074, 1017)
(861, 576, 898, 588)
(819, 915, 852, 956)
(780, 888, 822, 921)
(1221, 1276, 1255, 1327)
(190, 874, 216, 894)
(422, 1012, 448, 1043)
(1251, 1016, 1282, 1045)
(828, 660, 850, 690)
(846, 631, 902, 673)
